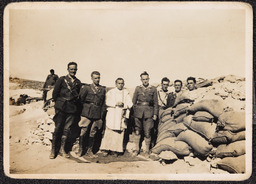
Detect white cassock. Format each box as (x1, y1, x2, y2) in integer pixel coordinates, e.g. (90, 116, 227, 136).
(100, 87, 133, 153)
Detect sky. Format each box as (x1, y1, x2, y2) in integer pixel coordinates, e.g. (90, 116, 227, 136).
(6, 2, 248, 88)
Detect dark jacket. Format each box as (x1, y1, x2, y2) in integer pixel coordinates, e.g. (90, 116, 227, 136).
(53, 75, 81, 113)
(79, 83, 106, 120)
(43, 74, 59, 88)
(132, 85, 158, 119)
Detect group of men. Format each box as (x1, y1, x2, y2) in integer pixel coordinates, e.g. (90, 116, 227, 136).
(48, 62, 197, 159)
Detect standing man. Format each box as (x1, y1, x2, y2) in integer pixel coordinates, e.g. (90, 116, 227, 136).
(99, 78, 133, 156)
(157, 77, 171, 116)
(132, 71, 158, 156)
(50, 62, 81, 159)
(77, 71, 106, 157)
(43, 69, 59, 102)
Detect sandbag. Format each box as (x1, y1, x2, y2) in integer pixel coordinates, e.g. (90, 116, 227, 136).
(152, 137, 191, 156)
(174, 113, 187, 123)
(176, 130, 213, 156)
(160, 107, 173, 119)
(173, 93, 194, 107)
(156, 130, 176, 144)
(216, 140, 245, 158)
(217, 155, 245, 173)
(183, 119, 217, 141)
(167, 123, 187, 136)
(161, 114, 173, 124)
(196, 79, 213, 88)
(159, 150, 178, 161)
(158, 119, 176, 133)
(192, 111, 216, 122)
(173, 103, 191, 118)
(218, 111, 245, 132)
(210, 130, 245, 145)
(182, 115, 193, 125)
(187, 99, 231, 118)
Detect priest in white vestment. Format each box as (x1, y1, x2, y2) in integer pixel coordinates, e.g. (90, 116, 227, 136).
(100, 78, 133, 156)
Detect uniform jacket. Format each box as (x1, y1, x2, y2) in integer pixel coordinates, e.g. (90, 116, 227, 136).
(52, 75, 81, 113)
(79, 83, 106, 120)
(43, 74, 59, 88)
(132, 85, 158, 119)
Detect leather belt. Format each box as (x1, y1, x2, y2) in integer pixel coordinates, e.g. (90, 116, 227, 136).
(85, 101, 101, 106)
(136, 102, 153, 106)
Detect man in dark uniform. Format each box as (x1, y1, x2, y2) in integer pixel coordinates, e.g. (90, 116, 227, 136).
(49, 62, 81, 159)
(132, 71, 158, 156)
(77, 71, 106, 157)
(43, 69, 59, 102)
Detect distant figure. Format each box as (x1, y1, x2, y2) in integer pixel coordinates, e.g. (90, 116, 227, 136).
(77, 71, 106, 157)
(43, 69, 59, 102)
(132, 71, 158, 156)
(49, 62, 81, 159)
(187, 77, 197, 91)
(99, 78, 133, 157)
(9, 97, 15, 105)
(16, 94, 28, 106)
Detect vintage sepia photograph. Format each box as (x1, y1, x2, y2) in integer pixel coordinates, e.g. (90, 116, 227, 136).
(3, 2, 253, 180)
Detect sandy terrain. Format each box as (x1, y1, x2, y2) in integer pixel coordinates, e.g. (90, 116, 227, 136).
(7, 76, 247, 178)
(9, 100, 228, 176)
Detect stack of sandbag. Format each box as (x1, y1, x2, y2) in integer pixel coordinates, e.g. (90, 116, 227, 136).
(210, 111, 246, 173)
(152, 98, 246, 172)
(152, 100, 193, 157)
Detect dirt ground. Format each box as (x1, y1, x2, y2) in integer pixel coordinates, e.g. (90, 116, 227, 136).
(7, 102, 228, 179)
(6, 81, 235, 179)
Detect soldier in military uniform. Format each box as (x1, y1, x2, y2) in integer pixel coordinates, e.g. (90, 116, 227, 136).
(77, 71, 106, 157)
(43, 69, 59, 102)
(132, 71, 158, 156)
(50, 62, 81, 159)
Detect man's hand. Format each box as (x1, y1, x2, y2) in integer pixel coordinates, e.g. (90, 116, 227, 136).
(152, 115, 157, 121)
(124, 118, 129, 124)
(116, 102, 124, 107)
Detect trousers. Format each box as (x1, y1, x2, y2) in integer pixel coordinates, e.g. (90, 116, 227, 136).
(134, 117, 154, 138)
(78, 116, 103, 137)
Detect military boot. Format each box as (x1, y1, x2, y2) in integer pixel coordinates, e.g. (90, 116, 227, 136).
(49, 135, 57, 159)
(132, 134, 140, 156)
(144, 137, 151, 156)
(77, 135, 85, 157)
(59, 135, 70, 158)
(86, 137, 97, 158)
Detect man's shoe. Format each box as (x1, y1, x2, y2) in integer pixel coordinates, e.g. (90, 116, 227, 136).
(49, 151, 56, 159)
(132, 150, 139, 157)
(112, 152, 119, 157)
(59, 150, 70, 158)
(102, 150, 109, 157)
(86, 148, 97, 158)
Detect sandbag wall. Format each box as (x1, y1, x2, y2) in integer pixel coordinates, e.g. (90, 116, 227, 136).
(152, 99, 246, 173)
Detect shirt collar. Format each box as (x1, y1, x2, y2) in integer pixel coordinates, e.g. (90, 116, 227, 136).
(159, 88, 169, 93)
(67, 74, 76, 80)
(140, 84, 152, 89)
(92, 83, 100, 89)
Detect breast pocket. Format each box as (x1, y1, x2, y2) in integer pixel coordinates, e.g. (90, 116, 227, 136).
(85, 92, 95, 102)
